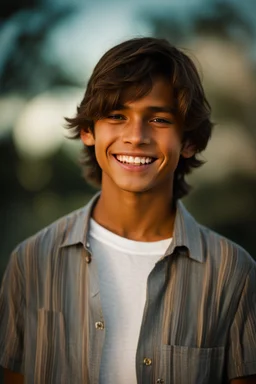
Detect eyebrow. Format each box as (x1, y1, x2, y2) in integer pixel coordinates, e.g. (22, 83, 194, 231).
(114, 103, 177, 115)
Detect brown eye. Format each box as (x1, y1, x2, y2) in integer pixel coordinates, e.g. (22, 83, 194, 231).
(151, 118, 172, 124)
(108, 114, 125, 120)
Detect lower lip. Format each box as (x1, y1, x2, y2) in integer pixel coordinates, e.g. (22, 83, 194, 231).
(113, 155, 155, 172)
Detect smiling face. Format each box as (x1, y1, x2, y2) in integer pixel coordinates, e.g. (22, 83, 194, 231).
(81, 78, 195, 196)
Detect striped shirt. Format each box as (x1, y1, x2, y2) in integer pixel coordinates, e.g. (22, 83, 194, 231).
(0, 193, 256, 383)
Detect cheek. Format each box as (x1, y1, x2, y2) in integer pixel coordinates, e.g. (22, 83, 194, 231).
(161, 135, 183, 158)
(159, 141, 183, 172)
(94, 143, 106, 168)
(94, 125, 117, 149)
(93, 129, 116, 166)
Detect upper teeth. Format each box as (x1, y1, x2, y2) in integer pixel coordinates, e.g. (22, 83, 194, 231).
(116, 155, 154, 165)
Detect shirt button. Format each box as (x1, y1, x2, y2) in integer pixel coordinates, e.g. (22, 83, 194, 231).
(95, 321, 104, 330)
(156, 379, 164, 383)
(143, 357, 152, 366)
(85, 254, 91, 263)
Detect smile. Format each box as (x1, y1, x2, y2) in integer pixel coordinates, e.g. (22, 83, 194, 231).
(115, 155, 155, 166)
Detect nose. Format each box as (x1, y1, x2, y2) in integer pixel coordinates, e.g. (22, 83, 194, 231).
(122, 119, 150, 145)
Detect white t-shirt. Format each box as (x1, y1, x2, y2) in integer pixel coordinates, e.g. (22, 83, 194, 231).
(89, 218, 172, 384)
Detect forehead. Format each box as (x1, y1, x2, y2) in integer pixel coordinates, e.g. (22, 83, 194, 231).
(120, 77, 174, 109)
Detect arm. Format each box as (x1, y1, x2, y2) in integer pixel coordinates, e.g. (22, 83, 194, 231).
(4, 368, 24, 384)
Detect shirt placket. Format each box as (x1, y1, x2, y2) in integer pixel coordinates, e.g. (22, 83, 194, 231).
(85, 243, 106, 384)
(136, 257, 169, 384)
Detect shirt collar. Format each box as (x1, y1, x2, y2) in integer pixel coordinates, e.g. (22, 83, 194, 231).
(60, 193, 203, 263)
(60, 192, 101, 250)
(165, 200, 204, 263)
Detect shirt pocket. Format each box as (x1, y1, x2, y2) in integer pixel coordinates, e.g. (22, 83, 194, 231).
(34, 308, 68, 384)
(157, 344, 225, 384)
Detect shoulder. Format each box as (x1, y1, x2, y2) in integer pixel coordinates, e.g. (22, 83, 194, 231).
(198, 222, 255, 274)
(12, 204, 90, 268)
(176, 201, 255, 272)
(189, 222, 256, 315)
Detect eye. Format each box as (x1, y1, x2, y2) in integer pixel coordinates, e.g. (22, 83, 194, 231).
(151, 117, 173, 124)
(107, 114, 126, 120)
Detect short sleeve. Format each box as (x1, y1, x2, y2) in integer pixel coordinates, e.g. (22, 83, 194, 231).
(0, 250, 25, 372)
(228, 265, 256, 380)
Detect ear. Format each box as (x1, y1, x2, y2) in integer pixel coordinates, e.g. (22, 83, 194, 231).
(80, 127, 95, 146)
(180, 141, 196, 159)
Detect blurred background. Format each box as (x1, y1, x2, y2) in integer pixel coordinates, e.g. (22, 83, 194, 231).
(0, 0, 256, 378)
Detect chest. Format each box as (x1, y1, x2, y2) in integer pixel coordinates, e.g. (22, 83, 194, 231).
(25, 249, 235, 384)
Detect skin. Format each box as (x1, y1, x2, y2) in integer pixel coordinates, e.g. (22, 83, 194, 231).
(231, 379, 256, 384)
(81, 78, 195, 241)
(4, 78, 256, 383)
(4, 369, 24, 383)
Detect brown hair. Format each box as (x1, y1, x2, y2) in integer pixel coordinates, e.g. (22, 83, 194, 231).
(65, 37, 213, 200)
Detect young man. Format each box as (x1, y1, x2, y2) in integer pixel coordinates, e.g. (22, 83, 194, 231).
(0, 37, 256, 384)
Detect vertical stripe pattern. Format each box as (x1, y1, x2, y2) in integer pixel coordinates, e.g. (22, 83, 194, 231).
(0, 193, 256, 383)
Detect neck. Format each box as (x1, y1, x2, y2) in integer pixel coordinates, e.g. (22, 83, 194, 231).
(92, 183, 176, 242)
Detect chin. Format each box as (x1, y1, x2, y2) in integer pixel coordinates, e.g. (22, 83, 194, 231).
(116, 181, 155, 194)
